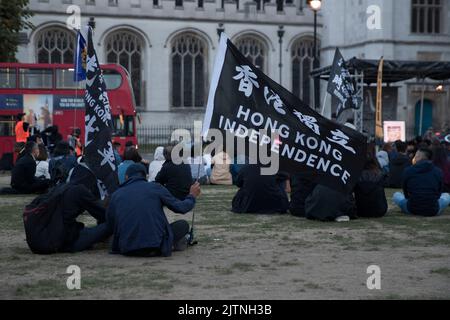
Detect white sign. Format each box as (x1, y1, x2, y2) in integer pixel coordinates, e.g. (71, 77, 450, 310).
(383, 121, 406, 143)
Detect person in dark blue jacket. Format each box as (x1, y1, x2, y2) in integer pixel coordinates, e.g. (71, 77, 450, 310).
(106, 163, 201, 257)
(393, 148, 450, 216)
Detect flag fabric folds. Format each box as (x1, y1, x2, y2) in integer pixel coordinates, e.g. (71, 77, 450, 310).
(83, 27, 118, 197)
(327, 48, 362, 118)
(202, 34, 367, 194)
(74, 28, 87, 82)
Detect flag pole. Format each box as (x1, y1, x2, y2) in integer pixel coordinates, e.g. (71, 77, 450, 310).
(321, 92, 328, 116)
(418, 77, 425, 137)
(188, 139, 202, 247)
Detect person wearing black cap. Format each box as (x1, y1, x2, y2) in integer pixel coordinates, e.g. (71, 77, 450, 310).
(106, 163, 201, 257)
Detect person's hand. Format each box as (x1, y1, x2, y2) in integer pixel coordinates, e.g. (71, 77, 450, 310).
(189, 182, 201, 198)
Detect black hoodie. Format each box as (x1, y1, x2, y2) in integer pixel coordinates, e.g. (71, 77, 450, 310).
(403, 160, 443, 216)
(388, 153, 411, 188)
(354, 170, 388, 218)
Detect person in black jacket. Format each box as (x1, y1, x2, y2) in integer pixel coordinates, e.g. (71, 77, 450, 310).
(354, 156, 388, 218)
(305, 185, 356, 222)
(393, 148, 450, 216)
(10, 141, 50, 194)
(107, 163, 201, 257)
(155, 145, 193, 200)
(232, 165, 289, 214)
(289, 174, 317, 217)
(60, 164, 111, 252)
(388, 141, 411, 188)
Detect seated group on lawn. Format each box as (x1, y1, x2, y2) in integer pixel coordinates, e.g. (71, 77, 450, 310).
(10, 133, 450, 256)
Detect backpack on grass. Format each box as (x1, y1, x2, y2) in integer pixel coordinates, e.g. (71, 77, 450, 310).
(23, 183, 70, 254)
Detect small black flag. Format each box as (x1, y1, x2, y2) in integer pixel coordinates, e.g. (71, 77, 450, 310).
(84, 27, 118, 197)
(202, 35, 367, 194)
(327, 48, 362, 118)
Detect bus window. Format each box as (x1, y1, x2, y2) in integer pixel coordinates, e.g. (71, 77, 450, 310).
(126, 115, 135, 136)
(0, 115, 15, 136)
(102, 69, 122, 90)
(112, 115, 125, 137)
(112, 115, 134, 137)
(56, 69, 84, 89)
(0, 68, 16, 88)
(19, 68, 53, 89)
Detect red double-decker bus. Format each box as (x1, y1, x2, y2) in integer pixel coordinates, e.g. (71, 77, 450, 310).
(0, 63, 138, 162)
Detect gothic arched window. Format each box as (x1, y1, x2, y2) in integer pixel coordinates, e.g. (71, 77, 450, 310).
(35, 27, 75, 64)
(171, 32, 208, 108)
(291, 37, 319, 106)
(235, 35, 267, 72)
(105, 30, 144, 107)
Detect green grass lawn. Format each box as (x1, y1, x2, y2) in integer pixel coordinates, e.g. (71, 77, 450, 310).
(0, 186, 449, 300)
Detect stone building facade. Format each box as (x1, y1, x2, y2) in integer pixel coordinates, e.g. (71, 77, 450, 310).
(16, 0, 450, 138)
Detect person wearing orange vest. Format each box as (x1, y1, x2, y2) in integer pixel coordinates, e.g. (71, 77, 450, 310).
(15, 113, 30, 143)
(68, 128, 83, 157)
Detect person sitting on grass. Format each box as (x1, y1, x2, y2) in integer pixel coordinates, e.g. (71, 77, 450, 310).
(106, 163, 201, 257)
(58, 164, 111, 252)
(35, 144, 50, 180)
(155, 144, 193, 200)
(148, 146, 165, 182)
(354, 155, 388, 218)
(49, 141, 77, 185)
(289, 174, 317, 218)
(305, 185, 356, 222)
(232, 164, 289, 214)
(118, 146, 143, 184)
(210, 150, 233, 186)
(393, 148, 450, 217)
(10, 141, 50, 194)
(388, 141, 411, 188)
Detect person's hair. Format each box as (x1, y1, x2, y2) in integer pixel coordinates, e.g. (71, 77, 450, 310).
(24, 141, 37, 155)
(395, 141, 407, 153)
(36, 144, 48, 161)
(125, 163, 147, 179)
(364, 154, 381, 173)
(382, 143, 392, 152)
(123, 146, 141, 162)
(53, 141, 71, 157)
(163, 142, 178, 161)
(125, 141, 134, 147)
(17, 113, 25, 121)
(113, 141, 121, 147)
(71, 128, 81, 136)
(27, 133, 41, 143)
(417, 147, 433, 161)
(414, 136, 423, 144)
(432, 146, 448, 169)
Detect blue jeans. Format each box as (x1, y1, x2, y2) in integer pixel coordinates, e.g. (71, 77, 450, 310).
(70, 223, 111, 252)
(393, 192, 450, 216)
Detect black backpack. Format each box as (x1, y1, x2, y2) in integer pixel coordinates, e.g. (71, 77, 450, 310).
(23, 184, 70, 254)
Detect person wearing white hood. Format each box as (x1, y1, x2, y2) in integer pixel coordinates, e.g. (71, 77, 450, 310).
(148, 146, 165, 182)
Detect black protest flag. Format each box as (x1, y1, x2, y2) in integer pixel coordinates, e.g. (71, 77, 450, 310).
(84, 27, 118, 197)
(202, 34, 367, 194)
(327, 48, 362, 118)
